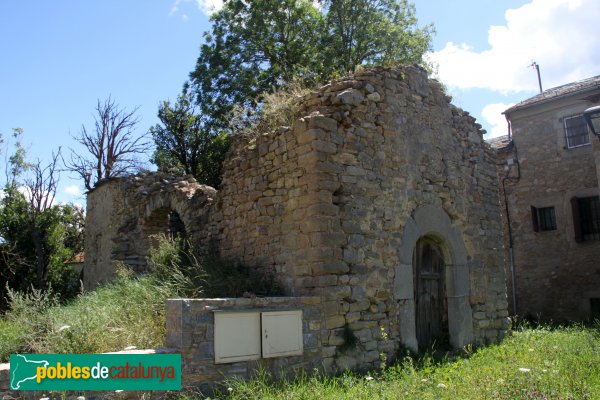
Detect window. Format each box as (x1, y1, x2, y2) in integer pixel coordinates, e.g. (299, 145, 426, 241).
(564, 115, 590, 148)
(531, 206, 556, 231)
(571, 196, 600, 242)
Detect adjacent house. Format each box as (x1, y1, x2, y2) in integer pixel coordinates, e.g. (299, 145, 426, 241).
(493, 75, 600, 321)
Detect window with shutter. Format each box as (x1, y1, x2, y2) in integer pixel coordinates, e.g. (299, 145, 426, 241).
(564, 115, 591, 148)
(572, 196, 600, 242)
(531, 206, 556, 232)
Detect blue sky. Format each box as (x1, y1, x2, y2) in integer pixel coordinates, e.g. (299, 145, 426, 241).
(1, 0, 599, 205)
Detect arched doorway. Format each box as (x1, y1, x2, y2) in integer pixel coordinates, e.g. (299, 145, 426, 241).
(394, 205, 473, 352)
(413, 236, 448, 350)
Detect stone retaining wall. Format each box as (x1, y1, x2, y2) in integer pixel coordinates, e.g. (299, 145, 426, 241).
(165, 297, 323, 395)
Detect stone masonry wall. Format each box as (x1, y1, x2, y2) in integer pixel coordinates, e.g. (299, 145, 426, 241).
(208, 66, 509, 371)
(165, 297, 323, 395)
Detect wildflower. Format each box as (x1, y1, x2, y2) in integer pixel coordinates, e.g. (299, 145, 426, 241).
(227, 387, 233, 392)
(365, 376, 374, 381)
(518, 368, 531, 373)
(437, 383, 447, 388)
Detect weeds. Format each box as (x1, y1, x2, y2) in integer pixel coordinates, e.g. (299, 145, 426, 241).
(0, 235, 280, 361)
(230, 78, 313, 141)
(201, 324, 600, 400)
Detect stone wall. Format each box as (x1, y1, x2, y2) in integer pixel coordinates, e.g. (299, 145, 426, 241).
(501, 96, 600, 321)
(83, 174, 216, 288)
(208, 65, 509, 370)
(165, 297, 323, 394)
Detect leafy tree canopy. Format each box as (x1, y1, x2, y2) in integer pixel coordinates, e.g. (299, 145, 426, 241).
(150, 86, 230, 188)
(153, 0, 433, 187)
(189, 0, 434, 128)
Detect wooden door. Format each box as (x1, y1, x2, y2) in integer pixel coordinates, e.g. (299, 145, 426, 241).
(414, 238, 448, 350)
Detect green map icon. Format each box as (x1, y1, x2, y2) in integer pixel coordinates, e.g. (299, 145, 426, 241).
(10, 354, 49, 390)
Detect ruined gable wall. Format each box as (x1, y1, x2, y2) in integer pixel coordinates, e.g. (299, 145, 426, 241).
(84, 174, 216, 289)
(210, 66, 509, 371)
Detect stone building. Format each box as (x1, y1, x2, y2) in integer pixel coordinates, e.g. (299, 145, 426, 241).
(492, 75, 600, 321)
(84, 66, 509, 376)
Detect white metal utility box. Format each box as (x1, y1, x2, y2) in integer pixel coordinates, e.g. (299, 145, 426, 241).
(214, 310, 303, 364)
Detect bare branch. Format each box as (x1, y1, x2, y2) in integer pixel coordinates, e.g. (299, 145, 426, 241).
(64, 96, 148, 189)
(25, 149, 61, 220)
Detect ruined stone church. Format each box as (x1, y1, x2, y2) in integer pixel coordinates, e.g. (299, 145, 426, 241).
(83, 65, 509, 374)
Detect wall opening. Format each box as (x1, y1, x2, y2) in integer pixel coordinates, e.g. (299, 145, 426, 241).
(144, 207, 187, 239)
(142, 207, 188, 252)
(413, 236, 449, 350)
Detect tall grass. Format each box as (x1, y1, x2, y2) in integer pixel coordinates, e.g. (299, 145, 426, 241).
(0, 267, 173, 361)
(0, 235, 280, 361)
(209, 324, 600, 400)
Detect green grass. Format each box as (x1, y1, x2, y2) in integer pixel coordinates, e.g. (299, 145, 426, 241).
(0, 268, 174, 361)
(209, 324, 600, 400)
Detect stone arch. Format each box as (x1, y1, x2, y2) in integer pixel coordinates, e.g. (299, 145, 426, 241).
(394, 205, 473, 352)
(137, 189, 201, 255)
(101, 173, 217, 276)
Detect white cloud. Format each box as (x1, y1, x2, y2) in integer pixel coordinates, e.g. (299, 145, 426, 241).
(428, 0, 600, 93)
(482, 103, 515, 138)
(169, 0, 222, 17)
(169, 0, 181, 16)
(195, 0, 223, 15)
(65, 185, 81, 196)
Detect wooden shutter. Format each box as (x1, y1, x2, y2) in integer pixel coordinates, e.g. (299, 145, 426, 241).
(530, 206, 539, 232)
(571, 197, 583, 243)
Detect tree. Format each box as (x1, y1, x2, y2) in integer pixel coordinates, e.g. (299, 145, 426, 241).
(189, 0, 325, 130)
(189, 0, 433, 129)
(0, 130, 84, 308)
(24, 152, 60, 289)
(324, 0, 434, 73)
(151, 87, 230, 188)
(65, 97, 148, 190)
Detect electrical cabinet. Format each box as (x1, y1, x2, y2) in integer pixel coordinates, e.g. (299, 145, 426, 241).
(261, 310, 303, 358)
(213, 309, 303, 363)
(214, 311, 261, 364)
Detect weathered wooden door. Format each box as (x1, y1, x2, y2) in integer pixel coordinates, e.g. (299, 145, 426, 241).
(414, 238, 448, 350)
